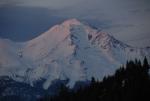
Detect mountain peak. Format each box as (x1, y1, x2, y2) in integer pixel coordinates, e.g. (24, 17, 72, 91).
(62, 18, 82, 27)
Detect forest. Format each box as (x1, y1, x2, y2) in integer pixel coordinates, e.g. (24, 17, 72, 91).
(39, 57, 150, 101)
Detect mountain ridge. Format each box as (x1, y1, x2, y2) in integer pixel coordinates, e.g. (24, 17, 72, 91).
(0, 18, 149, 89)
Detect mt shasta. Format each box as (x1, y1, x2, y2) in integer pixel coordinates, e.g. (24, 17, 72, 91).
(0, 19, 149, 89)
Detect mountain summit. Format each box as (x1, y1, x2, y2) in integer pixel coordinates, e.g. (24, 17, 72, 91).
(62, 18, 82, 26)
(0, 19, 149, 89)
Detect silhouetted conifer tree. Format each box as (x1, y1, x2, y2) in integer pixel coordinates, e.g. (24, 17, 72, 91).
(39, 59, 150, 101)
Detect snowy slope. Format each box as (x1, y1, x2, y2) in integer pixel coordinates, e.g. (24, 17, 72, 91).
(0, 18, 149, 89)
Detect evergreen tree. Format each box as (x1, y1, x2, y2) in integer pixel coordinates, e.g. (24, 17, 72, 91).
(143, 57, 149, 73)
(39, 59, 150, 101)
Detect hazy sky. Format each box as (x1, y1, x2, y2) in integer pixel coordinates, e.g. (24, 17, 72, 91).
(0, 0, 150, 47)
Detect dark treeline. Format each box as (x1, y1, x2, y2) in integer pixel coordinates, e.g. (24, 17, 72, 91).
(39, 57, 150, 101)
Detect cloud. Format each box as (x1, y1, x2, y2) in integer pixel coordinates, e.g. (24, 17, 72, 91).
(0, 0, 84, 9)
(0, 0, 21, 7)
(51, 0, 150, 47)
(0, 0, 150, 47)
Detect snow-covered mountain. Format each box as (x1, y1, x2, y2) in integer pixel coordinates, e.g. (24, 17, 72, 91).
(0, 18, 150, 90)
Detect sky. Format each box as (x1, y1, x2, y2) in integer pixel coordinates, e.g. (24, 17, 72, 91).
(0, 0, 150, 47)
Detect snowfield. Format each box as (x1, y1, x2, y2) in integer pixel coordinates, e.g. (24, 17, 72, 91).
(0, 19, 149, 89)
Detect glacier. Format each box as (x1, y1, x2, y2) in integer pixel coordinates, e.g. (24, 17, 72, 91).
(0, 18, 149, 89)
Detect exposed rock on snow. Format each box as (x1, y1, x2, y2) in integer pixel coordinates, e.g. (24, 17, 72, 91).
(0, 19, 149, 89)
